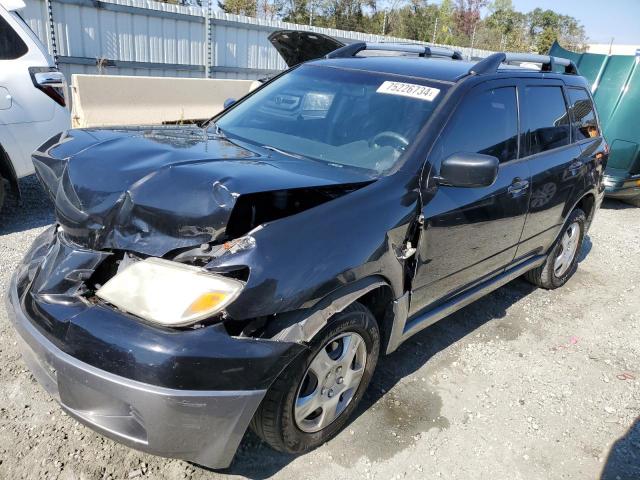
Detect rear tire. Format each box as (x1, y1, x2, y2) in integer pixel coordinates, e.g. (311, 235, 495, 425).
(525, 208, 586, 289)
(251, 302, 379, 454)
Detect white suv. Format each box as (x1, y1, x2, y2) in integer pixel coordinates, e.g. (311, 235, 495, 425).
(0, 0, 70, 211)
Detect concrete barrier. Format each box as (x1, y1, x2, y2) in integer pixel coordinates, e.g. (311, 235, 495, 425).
(71, 75, 261, 128)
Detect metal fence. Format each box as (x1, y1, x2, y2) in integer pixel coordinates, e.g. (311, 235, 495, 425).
(21, 0, 494, 81)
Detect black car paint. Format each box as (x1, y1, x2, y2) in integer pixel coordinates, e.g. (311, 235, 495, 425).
(20, 58, 606, 393)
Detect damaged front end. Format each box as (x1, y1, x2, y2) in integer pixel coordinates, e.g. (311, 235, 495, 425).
(7, 224, 307, 468)
(8, 123, 422, 467)
(30, 125, 375, 324)
(12, 224, 308, 390)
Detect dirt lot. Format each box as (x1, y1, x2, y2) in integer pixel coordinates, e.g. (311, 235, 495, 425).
(0, 176, 638, 480)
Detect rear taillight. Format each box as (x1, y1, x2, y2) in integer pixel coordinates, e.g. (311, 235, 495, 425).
(28, 67, 67, 107)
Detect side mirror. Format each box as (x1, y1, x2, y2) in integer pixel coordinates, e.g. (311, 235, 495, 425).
(223, 98, 236, 109)
(435, 152, 499, 188)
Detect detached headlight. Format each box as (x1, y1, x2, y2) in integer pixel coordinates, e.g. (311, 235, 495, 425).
(96, 257, 244, 326)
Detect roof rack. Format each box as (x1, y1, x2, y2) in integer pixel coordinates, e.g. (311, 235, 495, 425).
(326, 42, 464, 60)
(469, 52, 579, 75)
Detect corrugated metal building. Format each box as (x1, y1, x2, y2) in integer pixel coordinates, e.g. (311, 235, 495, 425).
(20, 0, 494, 81)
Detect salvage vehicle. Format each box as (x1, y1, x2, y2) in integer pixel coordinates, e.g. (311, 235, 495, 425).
(550, 41, 640, 206)
(0, 0, 70, 212)
(6, 44, 607, 469)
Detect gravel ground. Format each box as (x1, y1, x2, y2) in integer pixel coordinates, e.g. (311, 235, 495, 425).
(0, 176, 638, 480)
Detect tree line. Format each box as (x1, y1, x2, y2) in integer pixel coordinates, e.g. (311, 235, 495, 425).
(212, 0, 588, 54)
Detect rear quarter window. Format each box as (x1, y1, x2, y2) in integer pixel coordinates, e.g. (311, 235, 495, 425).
(0, 15, 28, 60)
(567, 88, 600, 141)
(521, 86, 570, 156)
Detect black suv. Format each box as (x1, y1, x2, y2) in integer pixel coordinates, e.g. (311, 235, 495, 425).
(6, 44, 607, 469)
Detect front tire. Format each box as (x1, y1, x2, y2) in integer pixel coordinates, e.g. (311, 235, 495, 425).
(0, 175, 6, 213)
(251, 302, 379, 454)
(525, 208, 586, 289)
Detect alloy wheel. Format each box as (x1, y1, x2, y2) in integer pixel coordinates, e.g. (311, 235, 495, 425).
(554, 221, 581, 277)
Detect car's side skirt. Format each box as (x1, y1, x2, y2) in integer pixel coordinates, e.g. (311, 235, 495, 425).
(386, 254, 546, 354)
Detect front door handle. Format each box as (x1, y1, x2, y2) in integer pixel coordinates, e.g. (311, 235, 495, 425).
(508, 178, 529, 196)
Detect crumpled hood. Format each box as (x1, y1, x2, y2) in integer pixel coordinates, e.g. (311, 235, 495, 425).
(33, 126, 371, 256)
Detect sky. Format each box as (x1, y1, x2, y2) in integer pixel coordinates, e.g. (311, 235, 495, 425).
(509, 0, 640, 44)
(375, 0, 640, 45)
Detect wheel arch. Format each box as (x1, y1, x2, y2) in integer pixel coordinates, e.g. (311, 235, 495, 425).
(0, 143, 20, 198)
(562, 190, 596, 232)
(573, 192, 596, 229)
(266, 275, 399, 354)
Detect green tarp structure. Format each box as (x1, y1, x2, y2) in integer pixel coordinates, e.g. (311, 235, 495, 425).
(550, 41, 640, 180)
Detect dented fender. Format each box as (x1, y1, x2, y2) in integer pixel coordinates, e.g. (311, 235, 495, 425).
(206, 170, 422, 339)
(268, 276, 391, 344)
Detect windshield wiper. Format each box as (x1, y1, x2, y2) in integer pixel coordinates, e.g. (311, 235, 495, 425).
(261, 145, 305, 160)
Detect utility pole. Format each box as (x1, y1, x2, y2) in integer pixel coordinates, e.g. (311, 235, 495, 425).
(44, 0, 58, 67)
(382, 10, 387, 35)
(309, 0, 313, 26)
(432, 17, 438, 44)
(470, 23, 477, 58)
(206, 0, 213, 78)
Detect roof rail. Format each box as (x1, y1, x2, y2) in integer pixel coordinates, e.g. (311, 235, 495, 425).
(326, 42, 464, 60)
(469, 52, 579, 75)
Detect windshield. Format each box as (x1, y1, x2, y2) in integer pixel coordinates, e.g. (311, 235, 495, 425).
(214, 64, 447, 176)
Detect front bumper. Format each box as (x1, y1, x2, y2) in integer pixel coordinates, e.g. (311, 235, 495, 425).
(603, 175, 640, 200)
(5, 227, 307, 469)
(6, 270, 265, 469)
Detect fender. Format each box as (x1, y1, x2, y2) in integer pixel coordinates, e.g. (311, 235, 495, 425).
(269, 275, 393, 344)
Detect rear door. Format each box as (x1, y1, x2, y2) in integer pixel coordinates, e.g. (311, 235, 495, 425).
(514, 80, 585, 258)
(409, 80, 530, 316)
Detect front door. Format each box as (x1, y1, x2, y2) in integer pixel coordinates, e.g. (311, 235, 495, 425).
(409, 81, 530, 316)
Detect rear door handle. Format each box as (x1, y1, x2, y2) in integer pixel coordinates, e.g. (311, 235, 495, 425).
(508, 178, 529, 196)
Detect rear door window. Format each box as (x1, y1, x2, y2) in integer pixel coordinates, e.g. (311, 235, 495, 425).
(567, 88, 600, 141)
(0, 15, 28, 60)
(435, 86, 518, 164)
(521, 86, 570, 156)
